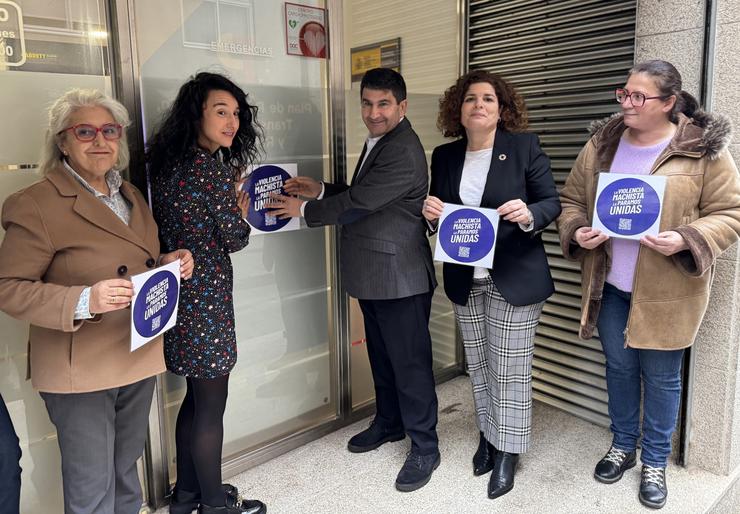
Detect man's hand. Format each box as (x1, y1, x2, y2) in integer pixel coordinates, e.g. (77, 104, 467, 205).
(283, 176, 322, 199)
(641, 231, 688, 256)
(574, 226, 609, 249)
(265, 193, 303, 219)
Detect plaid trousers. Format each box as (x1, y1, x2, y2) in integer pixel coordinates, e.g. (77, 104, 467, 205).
(453, 276, 544, 454)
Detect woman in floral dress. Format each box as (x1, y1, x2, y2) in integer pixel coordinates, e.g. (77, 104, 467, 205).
(147, 72, 265, 514)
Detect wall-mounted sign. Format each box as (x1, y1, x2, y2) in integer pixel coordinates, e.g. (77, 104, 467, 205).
(10, 40, 107, 75)
(350, 38, 401, 82)
(0, 0, 26, 67)
(285, 2, 327, 59)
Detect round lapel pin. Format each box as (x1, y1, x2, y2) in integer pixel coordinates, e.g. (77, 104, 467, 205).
(498, 154, 507, 161)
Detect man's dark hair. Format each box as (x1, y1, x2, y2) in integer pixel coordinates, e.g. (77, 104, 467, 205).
(360, 68, 407, 103)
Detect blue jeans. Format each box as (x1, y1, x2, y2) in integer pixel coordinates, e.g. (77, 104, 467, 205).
(597, 282, 684, 468)
(0, 392, 22, 513)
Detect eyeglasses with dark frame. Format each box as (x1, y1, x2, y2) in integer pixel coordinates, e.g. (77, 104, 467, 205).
(615, 88, 670, 108)
(58, 123, 123, 142)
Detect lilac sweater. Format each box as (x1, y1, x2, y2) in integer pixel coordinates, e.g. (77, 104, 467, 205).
(605, 136, 671, 292)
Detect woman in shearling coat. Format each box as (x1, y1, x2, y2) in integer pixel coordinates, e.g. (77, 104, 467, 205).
(558, 60, 740, 510)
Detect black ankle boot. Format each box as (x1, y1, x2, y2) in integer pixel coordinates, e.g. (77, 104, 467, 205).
(594, 446, 637, 484)
(472, 432, 496, 476)
(487, 452, 519, 499)
(639, 465, 667, 509)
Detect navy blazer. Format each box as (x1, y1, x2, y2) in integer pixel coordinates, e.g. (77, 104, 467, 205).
(430, 130, 561, 306)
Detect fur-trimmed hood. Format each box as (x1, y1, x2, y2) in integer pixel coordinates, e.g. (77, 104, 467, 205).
(588, 110, 733, 162)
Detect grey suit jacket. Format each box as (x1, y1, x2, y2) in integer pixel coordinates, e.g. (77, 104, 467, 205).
(304, 118, 436, 300)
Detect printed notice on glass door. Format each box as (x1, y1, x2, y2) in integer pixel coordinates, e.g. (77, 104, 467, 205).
(592, 173, 667, 240)
(434, 204, 499, 268)
(285, 2, 327, 58)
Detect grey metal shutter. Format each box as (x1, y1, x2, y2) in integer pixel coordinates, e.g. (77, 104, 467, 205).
(467, 0, 637, 426)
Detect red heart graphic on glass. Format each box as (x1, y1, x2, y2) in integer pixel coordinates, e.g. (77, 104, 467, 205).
(299, 22, 326, 57)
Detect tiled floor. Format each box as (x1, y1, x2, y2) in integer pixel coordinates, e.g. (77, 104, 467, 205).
(158, 376, 739, 513)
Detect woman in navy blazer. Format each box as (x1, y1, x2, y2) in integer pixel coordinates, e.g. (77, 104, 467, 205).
(424, 70, 560, 499)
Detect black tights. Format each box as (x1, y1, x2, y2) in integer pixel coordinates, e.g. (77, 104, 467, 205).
(175, 374, 230, 506)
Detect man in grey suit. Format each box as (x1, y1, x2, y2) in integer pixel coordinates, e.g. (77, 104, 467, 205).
(268, 68, 440, 492)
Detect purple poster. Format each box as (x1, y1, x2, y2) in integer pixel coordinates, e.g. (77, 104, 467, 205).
(593, 174, 666, 240)
(434, 205, 499, 268)
(244, 163, 300, 234)
(130, 260, 180, 351)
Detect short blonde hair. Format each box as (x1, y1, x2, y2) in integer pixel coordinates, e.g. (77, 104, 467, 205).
(39, 89, 131, 175)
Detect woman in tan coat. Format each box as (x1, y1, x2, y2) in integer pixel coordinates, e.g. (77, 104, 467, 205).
(558, 60, 740, 509)
(0, 89, 193, 514)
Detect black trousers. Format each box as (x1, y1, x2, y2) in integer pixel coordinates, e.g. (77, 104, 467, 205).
(359, 291, 439, 455)
(0, 392, 21, 514)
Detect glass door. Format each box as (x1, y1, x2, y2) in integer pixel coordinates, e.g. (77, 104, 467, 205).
(0, 1, 118, 512)
(131, 0, 338, 494)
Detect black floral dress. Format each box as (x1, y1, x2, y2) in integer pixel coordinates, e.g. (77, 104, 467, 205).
(152, 148, 250, 378)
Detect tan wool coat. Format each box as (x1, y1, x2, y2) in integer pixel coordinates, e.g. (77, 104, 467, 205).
(0, 164, 166, 393)
(558, 112, 740, 350)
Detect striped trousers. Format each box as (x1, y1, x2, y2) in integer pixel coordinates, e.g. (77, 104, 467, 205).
(453, 276, 544, 454)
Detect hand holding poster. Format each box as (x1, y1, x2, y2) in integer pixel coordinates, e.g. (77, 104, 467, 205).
(433, 204, 499, 268)
(130, 259, 180, 352)
(592, 174, 667, 240)
(244, 164, 300, 235)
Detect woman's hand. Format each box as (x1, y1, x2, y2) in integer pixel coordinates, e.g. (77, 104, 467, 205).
(574, 227, 609, 249)
(89, 279, 134, 314)
(235, 179, 250, 218)
(641, 231, 689, 256)
(423, 196, 444, 222)
(497, 199, 533, 225)
(160, 249, 194, 280)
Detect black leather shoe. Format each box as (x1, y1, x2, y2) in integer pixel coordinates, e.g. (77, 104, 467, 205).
(347, 421, 405, 453)
(395, 450, 441, 492)
(639, 465, 667, 509)
(170, 484, 239, 514)
(487, 452, 519, 499)
(594, 446, 637, 484)
(473, 432, 496, 476)
(198, 498, 266, 514)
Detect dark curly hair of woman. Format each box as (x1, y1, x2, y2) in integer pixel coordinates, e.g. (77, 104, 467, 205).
(437, 70, 528, 137)
(146, 72, 263, 179)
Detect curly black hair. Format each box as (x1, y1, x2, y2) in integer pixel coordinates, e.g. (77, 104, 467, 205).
(146, 72, 263, 179)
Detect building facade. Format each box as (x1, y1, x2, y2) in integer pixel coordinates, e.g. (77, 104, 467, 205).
(0, 1, 738, 511)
